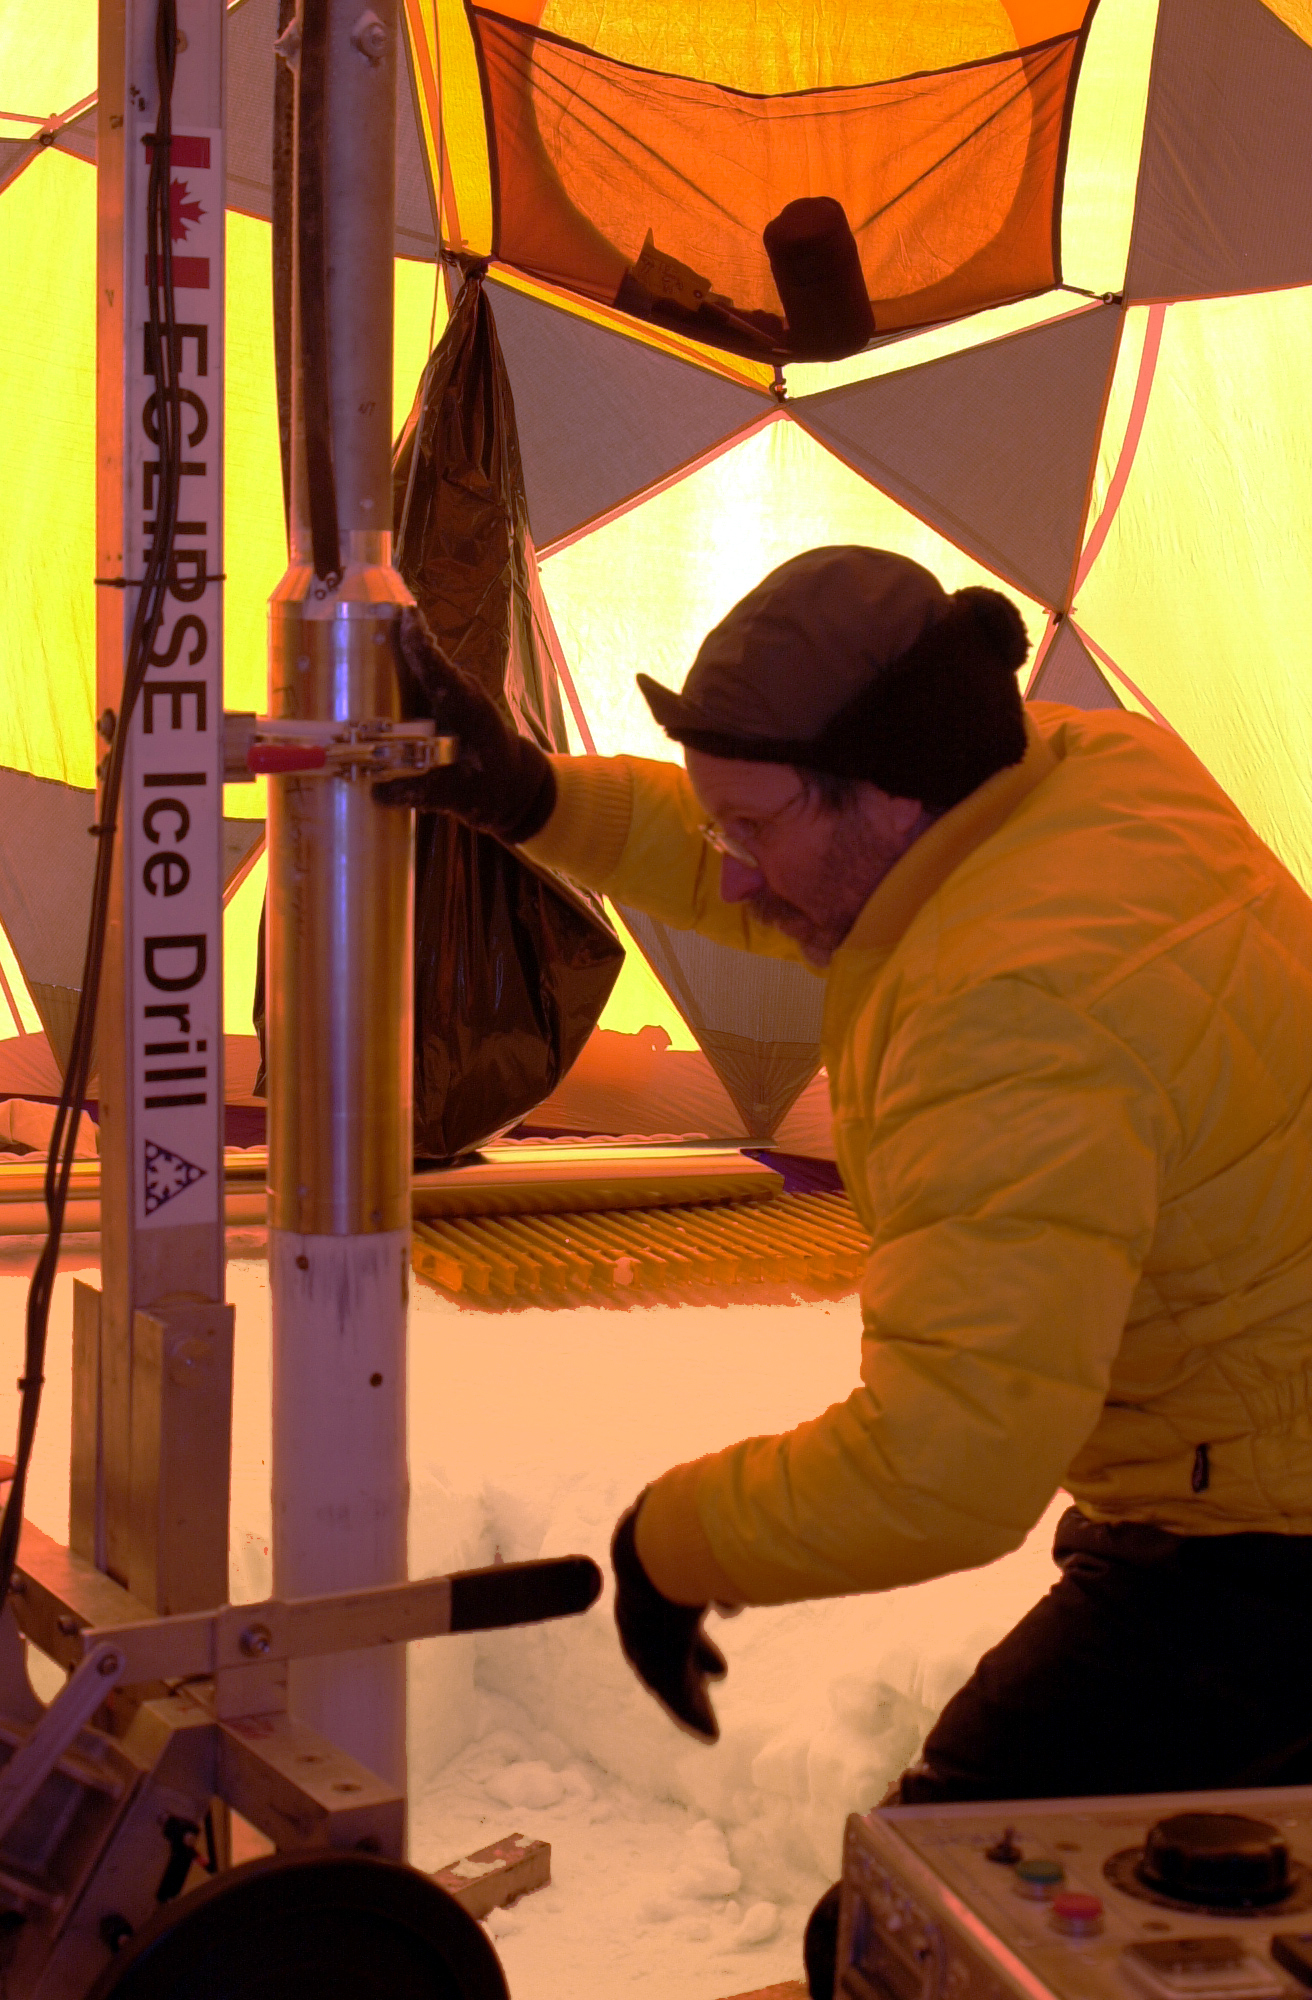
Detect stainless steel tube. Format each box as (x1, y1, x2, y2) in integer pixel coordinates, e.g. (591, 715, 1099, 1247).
(267, 0, 412, 1795)
(266, 590, 412, 1241)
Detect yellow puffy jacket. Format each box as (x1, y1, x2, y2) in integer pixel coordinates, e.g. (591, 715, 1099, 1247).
(521, 703, 1312, 1606)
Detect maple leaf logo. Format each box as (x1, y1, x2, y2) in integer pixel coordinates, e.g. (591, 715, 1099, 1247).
(169, 177, 205, 244)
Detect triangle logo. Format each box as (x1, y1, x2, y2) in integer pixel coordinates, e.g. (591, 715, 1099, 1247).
(144, 1140, 206, 1215)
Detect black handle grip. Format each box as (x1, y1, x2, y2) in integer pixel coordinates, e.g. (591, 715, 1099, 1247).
(448, 1555, 603, 1634)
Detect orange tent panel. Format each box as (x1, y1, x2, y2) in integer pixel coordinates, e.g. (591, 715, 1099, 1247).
(472, 7, 1090, 353)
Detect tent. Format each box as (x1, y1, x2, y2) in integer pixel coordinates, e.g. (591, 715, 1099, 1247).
(3, 0, 1312, 1152)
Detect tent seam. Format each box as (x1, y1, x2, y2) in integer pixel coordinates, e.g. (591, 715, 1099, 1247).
(486, 263, 775, 389)
(1071, 622, 1173, 731)
(1071, 302, 1165, 596)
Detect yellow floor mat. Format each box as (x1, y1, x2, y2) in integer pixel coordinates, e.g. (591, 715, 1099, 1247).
(411, 1189, 867, 1304)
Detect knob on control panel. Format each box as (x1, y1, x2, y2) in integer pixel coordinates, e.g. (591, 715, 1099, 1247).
(1015, 1859, 1065, 1900)
(1139, 1814, 1290, 1908)
(1050, 1892, 1103, 1936)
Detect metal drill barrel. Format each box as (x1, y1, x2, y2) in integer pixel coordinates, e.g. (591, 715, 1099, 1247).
(267, 0, 412, 1794)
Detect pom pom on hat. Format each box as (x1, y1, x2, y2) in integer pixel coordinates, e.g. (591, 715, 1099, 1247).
(954, 586, 1030, 673)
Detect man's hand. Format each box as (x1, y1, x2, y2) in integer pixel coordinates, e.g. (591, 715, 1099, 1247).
(611, 1494, 727, 1742)
(372, 608, 556, 843)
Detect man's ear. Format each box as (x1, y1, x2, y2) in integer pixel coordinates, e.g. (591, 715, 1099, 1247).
(874, 790, 929, 842)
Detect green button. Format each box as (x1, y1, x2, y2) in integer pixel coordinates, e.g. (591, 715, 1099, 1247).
(1015, 1860, 1065, 1891)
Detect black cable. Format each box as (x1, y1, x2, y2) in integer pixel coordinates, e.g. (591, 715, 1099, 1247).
(0, 0, 185, 1607)
(272, 0, 297, 543)
(297, 0, 342, 584)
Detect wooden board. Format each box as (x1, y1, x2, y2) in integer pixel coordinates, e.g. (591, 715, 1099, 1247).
(0, 1141, 784, 1236)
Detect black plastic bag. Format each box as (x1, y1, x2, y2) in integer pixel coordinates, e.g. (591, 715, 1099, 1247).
(391, 276, 623, 1158)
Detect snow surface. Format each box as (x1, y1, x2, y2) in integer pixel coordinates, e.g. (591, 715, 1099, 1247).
(0, 1240, 1067, 1999)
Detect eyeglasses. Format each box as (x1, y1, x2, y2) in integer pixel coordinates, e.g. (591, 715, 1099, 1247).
(699, 787, 808, 866)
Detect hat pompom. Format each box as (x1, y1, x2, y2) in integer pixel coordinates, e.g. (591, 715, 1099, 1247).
(954, 587, 1030, 672)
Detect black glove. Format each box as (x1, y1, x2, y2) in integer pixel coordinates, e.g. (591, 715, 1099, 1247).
(372, 607, 557, 843)
(611, 1494, 727, 1742)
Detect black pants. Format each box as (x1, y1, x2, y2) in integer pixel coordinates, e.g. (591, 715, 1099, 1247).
(804, 1507, 1312, 1998)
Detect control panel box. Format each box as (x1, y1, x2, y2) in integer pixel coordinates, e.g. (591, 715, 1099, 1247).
(836, 1785, 1312, 2000)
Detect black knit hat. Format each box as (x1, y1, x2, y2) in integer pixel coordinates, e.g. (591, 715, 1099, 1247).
(636, 547, 1030, 813)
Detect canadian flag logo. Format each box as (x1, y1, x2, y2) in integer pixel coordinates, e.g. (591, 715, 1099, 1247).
(170, 176, 204, 241)
(144, 134, 211, 289)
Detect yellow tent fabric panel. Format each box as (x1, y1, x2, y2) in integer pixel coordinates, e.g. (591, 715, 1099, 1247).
(1057, 0, 1158, 294)
(597, 903, 699, 1050)
(224, 211, 287, 796)
(539, 414, 1047, 766)
(0, 149, 96, 789)
(1074, 287, 1312, 891)
(223, 844, 266, 1037)
(0, 921, 43, 1040)
(1078, 305, 1149, 546)
(526, 0, 1088, 86)
(408, 0, 493, 258)
(1262, 1, 1312, 44)
(0, 0, 96, 117)
(394, 252, 447, 434)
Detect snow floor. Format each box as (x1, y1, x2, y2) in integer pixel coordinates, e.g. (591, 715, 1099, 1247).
(0, 1235, 1067, 1999)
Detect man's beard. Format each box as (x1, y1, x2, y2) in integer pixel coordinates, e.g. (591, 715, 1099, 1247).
(747, 888, 843, 965)
(746, 807, 911, 966)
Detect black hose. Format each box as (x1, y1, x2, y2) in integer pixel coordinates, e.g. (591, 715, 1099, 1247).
(272, 0, 297, 542)
(296, 0, 342, 584)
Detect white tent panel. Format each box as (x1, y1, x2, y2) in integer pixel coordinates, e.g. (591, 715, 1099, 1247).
(791, 303, 1123, 609)
(1126, 0, 1312, 302)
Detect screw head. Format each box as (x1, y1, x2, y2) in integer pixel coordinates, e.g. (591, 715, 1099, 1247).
(240, 1623, 273, 1658)
(98, 1651, 121, 1677)
(350, 8, 388, 61)
(100, 1912, 134, 1952)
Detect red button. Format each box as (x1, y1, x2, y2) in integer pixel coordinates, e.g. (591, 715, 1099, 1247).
(1050, 1893, 1103, 1934)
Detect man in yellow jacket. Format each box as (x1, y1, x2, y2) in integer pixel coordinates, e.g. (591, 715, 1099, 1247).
(378, 547, 1312, 1982)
